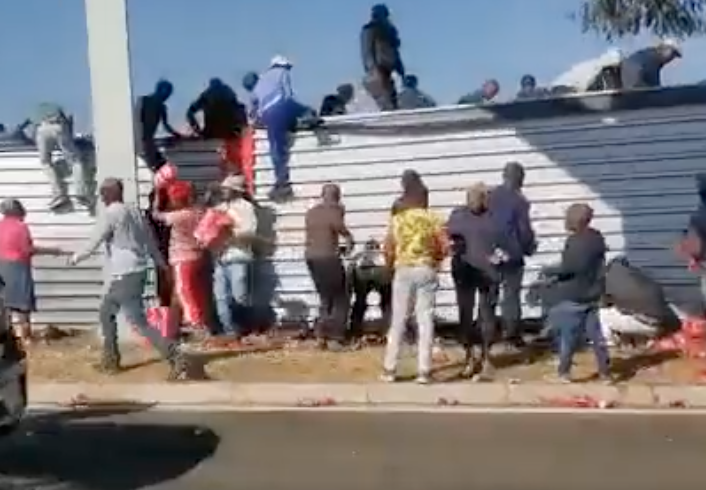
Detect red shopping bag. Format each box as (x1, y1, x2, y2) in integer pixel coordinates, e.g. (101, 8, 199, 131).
(131, 306, 180, 349)
(682, 317, 706, 340)
(154, 162, 178, 188)
(194, 208, 234, 249)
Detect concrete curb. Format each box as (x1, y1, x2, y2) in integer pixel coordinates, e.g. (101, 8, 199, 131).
(27, 382, 706, 410)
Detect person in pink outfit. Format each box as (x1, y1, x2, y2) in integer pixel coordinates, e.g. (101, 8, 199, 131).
(152, 181, 208, 330)
(0, 199, 63, 346)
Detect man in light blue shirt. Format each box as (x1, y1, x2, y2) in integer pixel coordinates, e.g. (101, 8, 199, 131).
(250, 56, 313, 201)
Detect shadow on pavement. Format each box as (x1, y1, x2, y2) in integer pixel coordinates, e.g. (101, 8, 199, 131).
(0, 417, 220, 490)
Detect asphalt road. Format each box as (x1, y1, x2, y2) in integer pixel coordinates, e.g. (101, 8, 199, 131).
(0, 408, 705, 490)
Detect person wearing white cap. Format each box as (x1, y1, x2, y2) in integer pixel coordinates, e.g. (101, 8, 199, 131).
(250, 55, 315, 201)
(620, 38, 682, 90)
(212, 174, 258, 341)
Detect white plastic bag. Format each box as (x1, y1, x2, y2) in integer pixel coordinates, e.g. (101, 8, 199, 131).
(599, 306, 657, 338)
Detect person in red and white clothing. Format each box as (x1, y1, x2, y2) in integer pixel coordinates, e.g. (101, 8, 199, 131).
(152, 181, 208, 332)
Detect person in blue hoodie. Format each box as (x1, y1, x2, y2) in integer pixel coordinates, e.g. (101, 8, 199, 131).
(250, 56, 315, 201)
(488, 162, 537, 348)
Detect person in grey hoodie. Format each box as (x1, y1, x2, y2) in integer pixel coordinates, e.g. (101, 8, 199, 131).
(543, 203, 610, 383)
(447, 183, 505, 381)
(488, 162, 536, 348)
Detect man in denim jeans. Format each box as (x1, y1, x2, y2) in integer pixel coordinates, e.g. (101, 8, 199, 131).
(543, 203, 611, 383)
(213, 174, 257, 343)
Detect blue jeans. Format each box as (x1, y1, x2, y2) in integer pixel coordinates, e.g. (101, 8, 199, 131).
(213, 260, 251, 336)
(547, 301, 610, 377)
(261, 98, 308, 187)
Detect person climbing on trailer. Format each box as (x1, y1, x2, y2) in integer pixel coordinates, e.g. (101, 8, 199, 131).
(250, 56, 320, 202)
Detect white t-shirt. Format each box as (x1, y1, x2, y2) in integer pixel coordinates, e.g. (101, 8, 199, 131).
(216, 198, 257, 262)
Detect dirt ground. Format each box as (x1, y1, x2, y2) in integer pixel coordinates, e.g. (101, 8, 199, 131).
(25, 330, 706, 384)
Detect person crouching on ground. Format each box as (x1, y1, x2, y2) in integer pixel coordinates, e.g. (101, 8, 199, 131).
(68, 178, 201, 380)
(543, 203, 611, 383)
(349, 238, 391, 342)
(152, 180, 208, 332)
(0, 199, 64, 347)
(381, 189, 446, 384)
(447, 183, 505, 381)
(211, 174, 258, 345)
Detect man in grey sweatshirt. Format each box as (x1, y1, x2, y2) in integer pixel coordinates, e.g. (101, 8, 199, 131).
(69, 178, 201, 380)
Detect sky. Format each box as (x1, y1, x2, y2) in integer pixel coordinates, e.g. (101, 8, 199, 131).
(1, 0, 705, 132)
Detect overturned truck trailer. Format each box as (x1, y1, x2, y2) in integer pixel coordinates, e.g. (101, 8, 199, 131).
(0, 86, 704, 329)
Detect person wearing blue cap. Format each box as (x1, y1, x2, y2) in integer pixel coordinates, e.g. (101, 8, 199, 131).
(249, 56, 316, 201)
(360, 4, 405, 111)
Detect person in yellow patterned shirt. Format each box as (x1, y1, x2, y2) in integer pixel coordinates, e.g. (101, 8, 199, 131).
(382, 200, 447, 384)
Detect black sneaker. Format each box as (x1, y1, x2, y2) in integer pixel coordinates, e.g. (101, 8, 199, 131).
(268, 185, 294, 202)
(49, 195, 70, 210)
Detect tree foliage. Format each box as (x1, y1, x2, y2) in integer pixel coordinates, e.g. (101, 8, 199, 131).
(580, 0, 706, 39)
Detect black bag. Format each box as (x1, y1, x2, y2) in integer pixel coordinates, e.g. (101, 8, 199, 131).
(604, 256, 680, 334)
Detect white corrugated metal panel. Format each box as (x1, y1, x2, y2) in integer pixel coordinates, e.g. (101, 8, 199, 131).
(247, 104, 706, 322)
(1, 102, 705, 328)
(0, 149, 102, 326)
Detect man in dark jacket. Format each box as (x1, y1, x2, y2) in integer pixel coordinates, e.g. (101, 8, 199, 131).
(621, 39, 681, 90)
(543, 204, 610, 383)
(319, 84, 354, 117)
(398, 75, 436, 110)
(360, 4, 405, 111)
(447, 183, 505, 381)
(186, 78, 247, 140)
(488, 162, 536, 348)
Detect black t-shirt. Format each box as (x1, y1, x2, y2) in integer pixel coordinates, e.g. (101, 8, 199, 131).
(189, 85, 247, 139)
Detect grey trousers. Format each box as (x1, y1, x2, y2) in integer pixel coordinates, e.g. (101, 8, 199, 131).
(99, 271, 176, 360)
(36, 120, 86, 199)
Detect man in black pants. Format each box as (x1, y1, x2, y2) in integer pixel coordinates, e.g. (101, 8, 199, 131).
(349, 239, 391, 339)
(447, 183, 504, 381)
(304, 184, 354, 351)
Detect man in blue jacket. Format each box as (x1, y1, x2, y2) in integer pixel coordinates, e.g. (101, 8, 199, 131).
(488, 162, 537, 348)
(250, 56, 314, 201)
